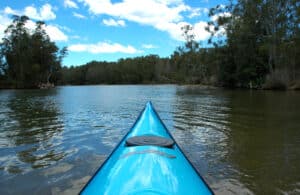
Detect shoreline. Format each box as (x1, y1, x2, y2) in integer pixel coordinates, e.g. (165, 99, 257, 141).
(1, 83, 299, 91)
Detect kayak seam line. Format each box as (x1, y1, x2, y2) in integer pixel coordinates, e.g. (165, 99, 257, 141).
(120, 149, 176, 159)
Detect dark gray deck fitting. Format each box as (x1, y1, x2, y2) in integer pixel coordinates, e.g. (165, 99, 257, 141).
(126, 135, 175, 148)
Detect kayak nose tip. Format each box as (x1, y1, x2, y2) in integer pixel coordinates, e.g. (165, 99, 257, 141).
(145, 101, 154, 112)
(146, 101, 153, 107)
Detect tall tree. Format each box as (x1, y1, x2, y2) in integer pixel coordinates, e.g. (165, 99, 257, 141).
(1, 15, 30, 88)
(170, 24, 210, 83)
(0, 15, 67, 88)
(207, 0, 300, 88)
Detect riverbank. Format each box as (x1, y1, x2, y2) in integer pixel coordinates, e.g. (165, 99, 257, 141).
(262, 78, 300, 90)
(0, 81, 55, 90)
(1, 82, 300, 90)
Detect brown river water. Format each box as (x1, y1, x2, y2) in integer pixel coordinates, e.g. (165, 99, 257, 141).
(0, 85, 299, 194)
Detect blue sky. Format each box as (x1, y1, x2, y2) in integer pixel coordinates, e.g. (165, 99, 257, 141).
(0, 0, 226, 66)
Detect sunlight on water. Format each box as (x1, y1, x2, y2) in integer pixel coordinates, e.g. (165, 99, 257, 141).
(0, 86, 299, 194)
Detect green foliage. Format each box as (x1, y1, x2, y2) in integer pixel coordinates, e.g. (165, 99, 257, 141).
(207, 0, 300, 88)
(168, 24, 215, 84)
(0, 15, 67, 88)
(60, 55, 171, 85)
(61, 24, 217, 86)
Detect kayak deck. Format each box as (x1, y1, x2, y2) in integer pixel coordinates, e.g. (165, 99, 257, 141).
(80, 102, 213, 195)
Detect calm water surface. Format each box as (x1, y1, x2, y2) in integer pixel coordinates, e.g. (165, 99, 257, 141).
(0, 85, 299, 194)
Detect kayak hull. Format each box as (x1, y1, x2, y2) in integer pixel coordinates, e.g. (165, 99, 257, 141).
(80, 102, 213, 195)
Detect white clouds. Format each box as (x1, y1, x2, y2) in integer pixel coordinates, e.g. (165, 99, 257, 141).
(64, 0, 79, 9)
(24, 4, 56, 21)
(142, 44, 157, 49)
(193, 21, 211, 41)
(24, 20, 36, 33)
(0, 5, 67, 42)
(1, 0, 226, 49)
(0, 16, 67, 43)
(68, 42, 141, 54)
(103, 18, 125, 27)
(4, 7, 20, 15)
(24, 20, 68, 41)
(159, 21, 217, 42)
(156, 22, 185, 41)
(73, 12, 87, 19)
(3, 3, 56, 20)
(3, 4, 56, 21)
(211, 12, 231, 22)
(78, 0, 218, 41)
(80, 0, 190, 40)
(45, 25, 68, 41)
(188, 7, 209, 18)
(0, 14, 11, 40)
(70, 35, 81, 39)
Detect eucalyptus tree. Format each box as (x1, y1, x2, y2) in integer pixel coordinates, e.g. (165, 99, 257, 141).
(1, 15, 30, 88)
(206, 0, 300, 87)
(0, 15, 67, 88)
(170, 24, 210, 83)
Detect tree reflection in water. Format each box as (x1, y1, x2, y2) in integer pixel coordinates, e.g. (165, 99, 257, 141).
(224, 90, 300, 195)
(5, 89, 64, 173)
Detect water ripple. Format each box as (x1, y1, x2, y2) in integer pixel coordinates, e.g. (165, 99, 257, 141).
(1, 86, 299, 194)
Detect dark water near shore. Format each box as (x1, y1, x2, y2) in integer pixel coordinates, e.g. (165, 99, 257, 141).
(0, 85, 299, 194)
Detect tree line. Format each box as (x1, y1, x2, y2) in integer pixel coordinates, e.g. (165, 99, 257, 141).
(59, 50, 218, 85)
(58, 0, 300, 89)
(59, 25, 221, 86)
(1, 0, 300, 89)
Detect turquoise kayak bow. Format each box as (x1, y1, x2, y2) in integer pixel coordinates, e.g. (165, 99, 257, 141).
(80, 102, 213, 194)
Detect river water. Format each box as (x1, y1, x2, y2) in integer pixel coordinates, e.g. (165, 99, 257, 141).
(0, 85, 299, 194)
